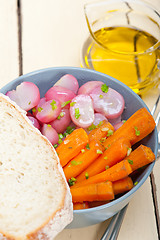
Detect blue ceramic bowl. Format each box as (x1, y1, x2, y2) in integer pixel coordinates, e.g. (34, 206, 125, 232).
(0, 67, 158, 228)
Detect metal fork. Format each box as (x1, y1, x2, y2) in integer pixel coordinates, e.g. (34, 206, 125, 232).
(100, 94, 160, 240)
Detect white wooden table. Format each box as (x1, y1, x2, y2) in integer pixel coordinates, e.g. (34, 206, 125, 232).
(0, 0, 160, 239)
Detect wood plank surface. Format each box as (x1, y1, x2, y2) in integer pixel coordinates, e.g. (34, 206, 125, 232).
(20, 0, 160, 239)
(0, 0, 19, 88)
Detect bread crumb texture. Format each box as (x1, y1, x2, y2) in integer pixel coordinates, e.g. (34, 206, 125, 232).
(0, 95, 73, 240)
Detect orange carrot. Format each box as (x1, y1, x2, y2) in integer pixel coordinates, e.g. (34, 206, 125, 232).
(71, 159, 133, 188)
(63, 140, 104, 181)
(103, 108, 155, 149)
(71, 181, 114, 202)
(73, 202, 89, 210)
(88, 120, 114, 142)
(76, 137, 131, 182)
(124, 144, 155, 172)
(56, 128, 89, 167)
(113, 177, 133, 195)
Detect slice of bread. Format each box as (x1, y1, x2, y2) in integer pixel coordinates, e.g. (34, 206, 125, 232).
(0, 93, 73, 240)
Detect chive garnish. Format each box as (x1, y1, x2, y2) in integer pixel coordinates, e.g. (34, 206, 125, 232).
(70, 102, 76, 107)
(38, 107, 43, 112)
(32, 107, 36, 113)
(107, 129, 114, 136)
(85, 172, 89, 179)
(134, 126, 140, 136)
(97, 149, 103, 154)
(71, 161, 82, 166)
(86, 143, 90, 150)
(128, 159, 133, 165)
(101, 83, 109, 93)
(68, 177, 77, 186)
(75, 108, 80, 119)
(61, 100, 71, 108)
(50, 100, 57, 110)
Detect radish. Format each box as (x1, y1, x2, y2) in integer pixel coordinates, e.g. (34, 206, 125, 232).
(36, 99, 61, 123)
(50, 108, 71, 133)
(78, 81, 103, 95)
(45, 85, 76, 108)
(6, 82, 40, 111)
(54, 74, 79, 94)
(41, 124, 59, 145)
(70, 94, 94, 128)
(90, 84, 125, 119)
(28, 116, 40, 129)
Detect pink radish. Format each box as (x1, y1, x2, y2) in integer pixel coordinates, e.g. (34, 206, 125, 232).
(90, 85, 125, 119)
(78, 81, 103, 95)
(32, 97, 46, 117)
(41, 124, 59, 145)
(54, 74, 79, 94)
(36, 99, 61, 123)
(108, 115, 122, 126)
(28, 116, 40, 129)
(50, 108, 71, 133)
(6, 82, 40, 111)
(93, 113, 108, 126)
(113, 121, 124, 131)
(70, 94, 94, 128)
(45, 85, 76, 108)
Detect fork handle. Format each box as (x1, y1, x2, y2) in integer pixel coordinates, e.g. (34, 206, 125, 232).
(100, 205, 128, 240)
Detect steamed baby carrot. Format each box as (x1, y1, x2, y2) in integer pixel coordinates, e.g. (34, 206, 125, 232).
(71, 181, 114, 202)
(56, 128, 89, 167)
(63, 140, 104, 181)
(88, 120, 114, 142)
(76, 137, 131, 182)
(113, 177, 134, 195)
(103, 108, 155, 149)
(71, 159, 132, 188)
(73, 202, 89, 210)
(124, 144, 155, 172)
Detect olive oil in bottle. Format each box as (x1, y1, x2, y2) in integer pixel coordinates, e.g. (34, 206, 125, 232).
(81, 26, 159, 94)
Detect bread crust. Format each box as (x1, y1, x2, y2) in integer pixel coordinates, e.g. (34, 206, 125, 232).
(0, 94, 73, 240)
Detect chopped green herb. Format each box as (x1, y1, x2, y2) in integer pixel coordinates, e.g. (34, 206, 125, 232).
(127, 147, 132, 156)
(38, 107, 43, 112)
(134, 126, 140, 136)
(105, 144, 111, 150)
(97, 149, 103, 154)
(85, 172, 89, 179)
(68, 177, 77, 186)
(60, 112, 64, 117)
(81, 149, 85, 153)
(105, 165, 109, 170)
(107, 129, 114, 136)
(101, 127, 109, 132)
(58, 133, 64, 139)
(122, 120, 126, 123)
(66, 126, 75, 134)
(100, 137, 106, 143)
(99, 94, 104, 99)
(101, 83, 109, 93)
(53, 144, 58, 148)
(128, 159, 133, 165)
(58, 139, 63, 144)
(57, 116, 61, 120)
(61, 100, 71, 108)
(47, 124, 51, 127)
(71, 160, 82, 166)
(75, 108, 80, 119)
(97, 121, 103, 128)
(87, 124, 96, 131)
(28, 101, 31, 105)
(134, 181, 138, 186)
(70, 102, 76, 107)
(86, 143, 90, 150)
(50, 100, 57, 110)
(104, 156, 108, 160)
(32, 107, 36, 113)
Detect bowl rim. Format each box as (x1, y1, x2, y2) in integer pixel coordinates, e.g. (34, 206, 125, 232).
(1, 66, 158, 214)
